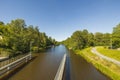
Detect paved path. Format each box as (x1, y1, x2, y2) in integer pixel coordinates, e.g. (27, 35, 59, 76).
(91, 47, 120, 66)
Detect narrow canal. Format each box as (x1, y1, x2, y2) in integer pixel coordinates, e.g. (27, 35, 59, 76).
(8, 45, 111, 80)
(63, 50, 111, 80)
(8, 45, 66, 80)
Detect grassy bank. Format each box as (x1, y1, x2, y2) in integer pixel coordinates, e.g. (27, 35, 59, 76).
(96, 46, 120, 61)
(75, 47, 120, 80)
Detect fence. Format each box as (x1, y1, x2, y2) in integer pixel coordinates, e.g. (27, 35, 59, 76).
(0, 53, 31, 76)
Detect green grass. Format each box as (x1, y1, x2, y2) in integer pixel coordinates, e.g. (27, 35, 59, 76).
(96, 46, 120, 61)
(76, 47, 120, 80)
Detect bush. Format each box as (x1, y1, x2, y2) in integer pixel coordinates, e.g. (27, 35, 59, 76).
(0, 48, 12, 57)
(32, 46, 39, 53)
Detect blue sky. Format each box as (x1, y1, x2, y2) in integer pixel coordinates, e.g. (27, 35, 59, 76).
(0, 0, 120, 41)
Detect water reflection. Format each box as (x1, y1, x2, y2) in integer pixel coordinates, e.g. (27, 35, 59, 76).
(8, 45, 111, 80)
(63, 50, 111, 80)
(9, 45, 66, 80)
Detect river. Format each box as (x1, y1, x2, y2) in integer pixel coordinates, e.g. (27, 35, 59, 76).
(63, 50, 111, 80)
(8, 45, 111, 80)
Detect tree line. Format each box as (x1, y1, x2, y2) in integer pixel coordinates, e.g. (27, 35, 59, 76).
(62, 24, 120, 50)
(0, 19, 57, 57)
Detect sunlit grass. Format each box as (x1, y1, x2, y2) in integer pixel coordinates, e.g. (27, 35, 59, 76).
(96, 46, 120, 61)
(76, 47, 120, 80)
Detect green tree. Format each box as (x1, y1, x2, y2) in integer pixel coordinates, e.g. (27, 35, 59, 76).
(63, 30, 90, 50)
(94, 32, 104, 46)
(0, 19, 56, 57)
(112, 24, 120, 48)
(103, 33, 111, 46)
(88, 33, 94, 46)
(0, 21, 4, 25)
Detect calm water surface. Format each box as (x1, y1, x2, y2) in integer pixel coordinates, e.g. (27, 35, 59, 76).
(63, 50, 111, 80)
(9, 45, 111, 80)
(9, 45, 66, 80)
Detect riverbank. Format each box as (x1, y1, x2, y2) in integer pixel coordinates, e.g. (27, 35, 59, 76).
(63, 50, 110, 80)
(75, 47, 120, 80)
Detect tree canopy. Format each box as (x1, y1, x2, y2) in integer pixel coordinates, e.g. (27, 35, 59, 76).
(63, 23, 120, 50)
(0, 19, 57, 57)
(112, 24, 120, 48)
(1, 19, 120, 56)
(62, 30, 111, 50)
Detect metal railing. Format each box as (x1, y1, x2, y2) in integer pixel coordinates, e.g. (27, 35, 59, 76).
(54, 53, 66, 80)
(0, 54, 31, 68)
(0, 53, 31, 76)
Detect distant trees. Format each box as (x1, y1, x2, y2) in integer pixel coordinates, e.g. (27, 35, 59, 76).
(63, 22, 120, 50)
(94, 32, 111, 46)
(62, 30, 111, 50)
(62, 29, 95, 50)
(112, 24, 120, 48)
(63, 23, 120, 50)
(1, 18, 120, 55)
(87, 33, 94, 46)
(0, 21, 4, 25)
(0, 19, 57, 57)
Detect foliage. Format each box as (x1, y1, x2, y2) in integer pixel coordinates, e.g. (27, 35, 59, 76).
(62, 30, 92, 49)
(62, 29, 111, 50)
(112, 24, 120, 48)
(0, 19, 57, 57)
(94, 32, 111, 46)
(0, 48, 12, 57)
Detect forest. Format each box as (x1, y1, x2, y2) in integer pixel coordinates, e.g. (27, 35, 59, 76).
(62, 24, 120, 50)
(0, 19, 57, 57)
(1, 18, 120, 57)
